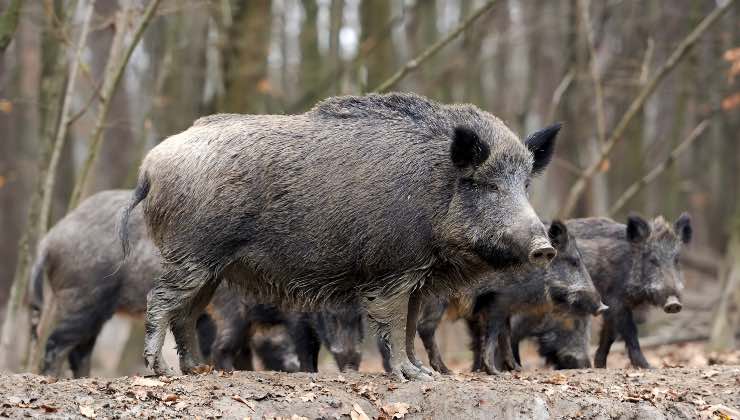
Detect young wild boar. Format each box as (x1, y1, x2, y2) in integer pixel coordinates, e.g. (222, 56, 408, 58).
(305, 308, 366, 372)
(30, 190, 296, 377)
(566, 214, 692, 368)
(379, 221, 606, 374)
(509, 312, 592, 369)
(205, 287, 301, 372)
(121, 93, 561, 380)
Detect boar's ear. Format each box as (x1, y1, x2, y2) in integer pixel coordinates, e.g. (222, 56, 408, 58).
(450, 127, 490, 168)
(674, 212, 692, 244)
(626, 213, 651, 243)
(525, 123, 561, 175)
(548, 220, 569, 251)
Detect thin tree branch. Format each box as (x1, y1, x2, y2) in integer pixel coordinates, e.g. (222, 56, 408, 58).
(0, 0, 23, 52)
(288, 5, 411, 112)
(67, 0, 161, 210)
(579, 0, 607, 144)
(608, 119, 710, 216)
(557, 0, 736, 219)
(546, 67, 575, 123)
(371, 0, 498, 93)
(38, 0, 94, 235)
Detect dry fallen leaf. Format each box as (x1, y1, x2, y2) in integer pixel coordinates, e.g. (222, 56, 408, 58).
(351, 403, 371, 420)
(40, 404, 58, 413)
(0, 99, 12, 114)
(132, 377, 165, 387)
(543, 373, 568, 385)
(79, 405, 96, 418)
(231, 395, 256, 411)
(381, 402, 411, 419)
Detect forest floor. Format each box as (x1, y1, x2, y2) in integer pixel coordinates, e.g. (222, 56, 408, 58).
(1, 351, 739, 419)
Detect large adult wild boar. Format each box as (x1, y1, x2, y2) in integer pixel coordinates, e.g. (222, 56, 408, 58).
(121, 93, 561, 380)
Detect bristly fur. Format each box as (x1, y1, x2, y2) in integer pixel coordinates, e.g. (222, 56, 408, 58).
(134, 92, 558, 375)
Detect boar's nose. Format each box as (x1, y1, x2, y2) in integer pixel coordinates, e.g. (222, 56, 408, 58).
(529, 237, 556, 267)
(663, 295, 682, 313)
(595, 302, 609, 316)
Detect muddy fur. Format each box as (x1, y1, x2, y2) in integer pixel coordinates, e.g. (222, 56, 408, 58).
(379, 222, 601, 375)
(123, 92, 559, 378)
(510, 312, 592, 369)
(566, 214, 692, 369)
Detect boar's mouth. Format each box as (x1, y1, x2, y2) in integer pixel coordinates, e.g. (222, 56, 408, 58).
(472, 239, 530, 270)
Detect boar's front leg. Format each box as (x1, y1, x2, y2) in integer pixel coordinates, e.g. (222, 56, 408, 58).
(416, 298, 451, 374)
(594, 313, 617, 368)
(494, 317, 521, 372)
(616, 310, 651, 369)
(365, 291, 433, 381)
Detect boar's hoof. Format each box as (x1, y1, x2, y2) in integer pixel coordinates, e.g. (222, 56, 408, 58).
(145, 355, 176, 376)
(188, 364, 214, 374)
(391, 360, 434, 381)
(411, 360, 438, 377)
(431, 362, 452, 375)
(482, 363, 500, 376)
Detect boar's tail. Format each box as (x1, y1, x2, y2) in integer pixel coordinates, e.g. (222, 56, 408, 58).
(29, 242, 48, 342)
(119, 173, 150, 260)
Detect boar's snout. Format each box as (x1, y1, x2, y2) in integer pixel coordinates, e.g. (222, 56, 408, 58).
(529, 236, 556, 267)
(663, 295, 682, 313)
(595, 302, 609, 316)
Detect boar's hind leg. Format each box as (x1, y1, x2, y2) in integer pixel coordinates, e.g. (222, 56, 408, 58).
(170, 278, 220, 374)
(594, 316, 617, 368)
(144, 266, 218, 375)
(365, 292, 433, 381)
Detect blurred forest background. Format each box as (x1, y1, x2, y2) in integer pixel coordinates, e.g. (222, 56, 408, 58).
(0, 0, 738, 375)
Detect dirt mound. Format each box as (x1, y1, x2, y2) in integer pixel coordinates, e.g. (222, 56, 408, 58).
(1, 366, 739, 419)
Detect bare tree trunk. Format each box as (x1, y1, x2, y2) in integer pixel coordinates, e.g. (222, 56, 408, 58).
(557, 0, 736, 219)
(708, 214, 740, 351)
(0, 0, 22, 52)
(38, 0, 93, 238)
(219, 0, 271, 114)
(372, 0, 498, 93)
(0, 0, 70, 372)
(68, 0, 162, 210)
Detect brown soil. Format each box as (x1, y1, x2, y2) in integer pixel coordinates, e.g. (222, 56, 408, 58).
(1, 364, 739, 419)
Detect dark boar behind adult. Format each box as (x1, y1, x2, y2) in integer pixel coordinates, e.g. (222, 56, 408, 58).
(121, 92, 560, 380)
(510, 312, 592, 369)
(566, 214, 692, 368)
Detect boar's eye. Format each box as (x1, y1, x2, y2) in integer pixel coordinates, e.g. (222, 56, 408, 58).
(674, 255, 681, 266)
(569, 258, 579, 268)
(649, 256, 660, 266)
